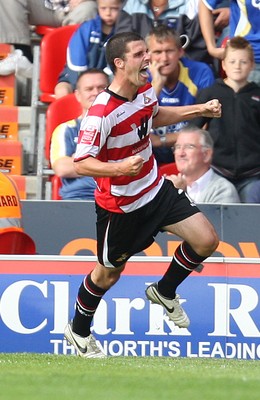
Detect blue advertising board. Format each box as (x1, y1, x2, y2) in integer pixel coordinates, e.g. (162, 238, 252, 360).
(0, 256, 259, 359)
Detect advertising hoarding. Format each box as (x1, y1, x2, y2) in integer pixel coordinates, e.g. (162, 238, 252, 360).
(1, 256, 259, 359)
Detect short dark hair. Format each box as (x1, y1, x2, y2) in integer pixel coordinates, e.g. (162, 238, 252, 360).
(76, 68, 109, 89)
(146, 25, 183, 49)
(105, 32, 144, 73)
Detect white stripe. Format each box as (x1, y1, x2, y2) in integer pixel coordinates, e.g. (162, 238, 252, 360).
(83, 280, 102, 297)
(102, 220, 115, 268)
(173, 254, 194, 271)
(111, 161, 158, 197)
(180, 243, 198, 266)
(120, 178, 164, 213)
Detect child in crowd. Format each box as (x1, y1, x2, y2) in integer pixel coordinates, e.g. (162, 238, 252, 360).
(55, 0, 122, 98)
(199, 0, 260, 84)
(193, 37, 260, 202)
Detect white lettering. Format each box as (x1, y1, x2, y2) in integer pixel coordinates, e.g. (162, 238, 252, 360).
(0, 280, 47, 333)
(112, 298, 145, 334)
(209, 284, 260, 337)
(50, 281, 69, 333)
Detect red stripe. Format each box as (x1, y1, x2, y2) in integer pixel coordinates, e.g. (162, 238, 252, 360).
(84, 276, 104, 296)
(175, 246, 198, 270)
(0, 260, 260, 278)
(77, 297, 96, 312)
(107, 136, 150, 161)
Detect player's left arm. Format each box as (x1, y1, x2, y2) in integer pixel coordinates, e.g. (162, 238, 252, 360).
(153, 99, 221, 128)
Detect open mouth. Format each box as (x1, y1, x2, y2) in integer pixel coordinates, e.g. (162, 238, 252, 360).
(139, 65, 149, 78)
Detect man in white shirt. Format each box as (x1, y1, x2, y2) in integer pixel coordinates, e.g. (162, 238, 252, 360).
(167, 126, 240, 203)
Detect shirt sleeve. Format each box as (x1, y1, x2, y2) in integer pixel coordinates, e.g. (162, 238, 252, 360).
(201, 0, 219, 11)
(67, 20, 94, 71)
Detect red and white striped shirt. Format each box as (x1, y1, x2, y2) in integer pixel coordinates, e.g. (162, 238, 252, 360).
(74, 83, 164, 213)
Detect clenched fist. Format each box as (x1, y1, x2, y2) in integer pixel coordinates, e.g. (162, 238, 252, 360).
(120, 155, 145, 176)
(201, 99, 222, 118)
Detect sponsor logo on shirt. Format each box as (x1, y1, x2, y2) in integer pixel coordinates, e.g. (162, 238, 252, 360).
(81, 125, 97, 145)
(143, 95, 151, 104)
(161, 97, 180, 104)
(116, 111, 125, 118)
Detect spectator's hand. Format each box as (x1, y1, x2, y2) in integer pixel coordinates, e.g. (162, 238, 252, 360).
(212, 8, 230, 30)
(201, 99, 222, 118)
(149, 61, 167, 95)
(165, 173, 187, 191)
(207, 45, 225, 60)
(120, 155, 144, 176)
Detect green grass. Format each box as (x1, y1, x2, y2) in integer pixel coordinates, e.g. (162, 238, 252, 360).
(0, 354, 259, 400)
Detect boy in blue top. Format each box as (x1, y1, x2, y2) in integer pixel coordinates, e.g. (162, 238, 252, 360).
(55, 0, 122, 98)
(146, 25, 215, 165)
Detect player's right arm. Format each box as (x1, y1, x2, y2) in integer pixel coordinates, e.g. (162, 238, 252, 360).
(74, 155, 144, 177)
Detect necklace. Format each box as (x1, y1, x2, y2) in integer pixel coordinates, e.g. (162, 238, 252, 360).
(151, 1, 168, 13)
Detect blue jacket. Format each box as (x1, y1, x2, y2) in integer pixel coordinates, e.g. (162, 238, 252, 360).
(58, 15, 113, 89)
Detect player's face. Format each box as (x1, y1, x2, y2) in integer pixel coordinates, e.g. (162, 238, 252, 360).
(174, 132, 211, 176)
(148, 36, 183, 76)
(123, 40, 151, 87)
(75, 73, 108, 111)
(222, 49, 254, 84)
(98, 0, 121, 27)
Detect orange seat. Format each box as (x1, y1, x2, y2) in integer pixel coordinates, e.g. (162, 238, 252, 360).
(0, 140, 23, 174)
(0, 75, 16, 106)
(0, 230, 36, 254)
(39, 24, 80, 103)
(0, 106, 19, 140)
(159, 162, 179, 175)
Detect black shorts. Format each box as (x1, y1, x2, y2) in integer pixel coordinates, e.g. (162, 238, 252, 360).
(96, 179, 200, 268)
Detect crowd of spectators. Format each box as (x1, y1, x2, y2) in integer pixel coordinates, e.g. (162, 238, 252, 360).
(0, 0, 97, 78)
(0, 0, 259, 203)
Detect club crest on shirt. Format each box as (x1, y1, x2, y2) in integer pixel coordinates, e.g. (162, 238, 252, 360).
(143, 94, 151, 104)
(81, 125, 97, 145)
